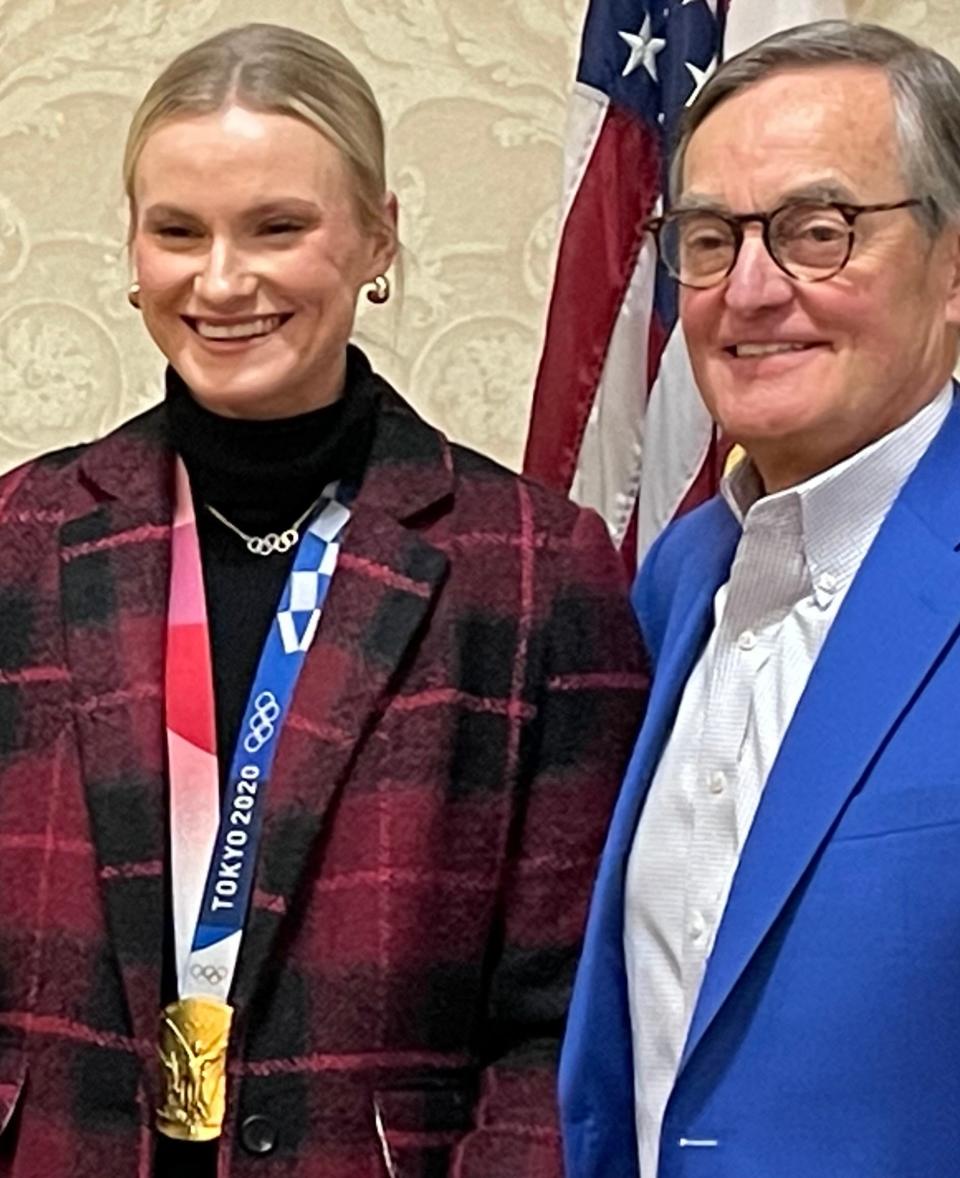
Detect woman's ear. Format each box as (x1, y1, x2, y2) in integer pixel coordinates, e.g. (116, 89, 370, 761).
(368, 191, 398, 278)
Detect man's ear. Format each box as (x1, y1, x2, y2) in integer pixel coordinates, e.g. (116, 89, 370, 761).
(944, 224, 960, 326)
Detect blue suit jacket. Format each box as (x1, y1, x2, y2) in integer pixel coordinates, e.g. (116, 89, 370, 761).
(561, 389, 960, 1178)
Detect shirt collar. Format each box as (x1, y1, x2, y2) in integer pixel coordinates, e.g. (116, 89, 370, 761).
(721, 381, 954, 595)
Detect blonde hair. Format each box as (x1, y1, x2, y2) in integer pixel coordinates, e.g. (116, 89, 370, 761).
(123, 23, 390, 238)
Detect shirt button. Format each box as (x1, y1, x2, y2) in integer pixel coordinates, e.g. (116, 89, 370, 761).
(240, 1114, 279, 1156)
(737, 629, 757, 651)
(708, 771, 726, 795)
(688, 915, 705, 943)
(817, 572, 839, 595)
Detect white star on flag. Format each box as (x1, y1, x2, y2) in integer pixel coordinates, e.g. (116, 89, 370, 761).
(619, 15, 667, 81)
(685, 59, 713, 106)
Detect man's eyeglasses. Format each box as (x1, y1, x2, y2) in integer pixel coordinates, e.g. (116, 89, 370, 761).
(645, 199, 923, 289)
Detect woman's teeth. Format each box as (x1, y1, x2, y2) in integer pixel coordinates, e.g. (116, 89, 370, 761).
(195, 315, 283, 340)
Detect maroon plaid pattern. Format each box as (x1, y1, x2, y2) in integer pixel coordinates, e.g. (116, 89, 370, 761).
(0, 378, 647, 1177)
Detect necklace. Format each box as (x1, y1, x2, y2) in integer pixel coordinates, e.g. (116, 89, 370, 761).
(205, 493, 325, 557)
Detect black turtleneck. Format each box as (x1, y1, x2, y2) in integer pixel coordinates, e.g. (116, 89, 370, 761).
(166, 348, 376, 775)
(156, 349, 377, 1177)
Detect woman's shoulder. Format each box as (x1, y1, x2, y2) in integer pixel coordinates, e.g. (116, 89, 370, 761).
(447, 436, 595, 534)
(0, 438, 89, 518)
(365, 364, 599, 543)
(429, 430, 621, 582)
(0, 404, 166, 517)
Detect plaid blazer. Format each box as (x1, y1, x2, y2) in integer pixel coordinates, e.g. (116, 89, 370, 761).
(0, 374, 647, 1177)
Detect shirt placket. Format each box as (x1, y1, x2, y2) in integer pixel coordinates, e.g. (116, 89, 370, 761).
(680, 504, 802, 1012)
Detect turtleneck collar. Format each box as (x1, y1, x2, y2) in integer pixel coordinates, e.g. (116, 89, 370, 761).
(166, 346, 377, 534)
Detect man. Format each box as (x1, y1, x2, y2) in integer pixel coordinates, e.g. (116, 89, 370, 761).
(560, 19, 960, 1178)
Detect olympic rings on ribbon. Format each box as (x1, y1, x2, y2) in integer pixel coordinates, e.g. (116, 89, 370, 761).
(243, 690, 282, 754)
(190, 963, 229, 985)
(245, 528, 299, 556)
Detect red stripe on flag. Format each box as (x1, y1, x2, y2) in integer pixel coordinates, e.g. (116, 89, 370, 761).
(646, 309, 669, 394)
(524, 104, 661, 491)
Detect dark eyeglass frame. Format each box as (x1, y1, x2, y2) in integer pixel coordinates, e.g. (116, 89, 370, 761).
(645, 198, 924, 288)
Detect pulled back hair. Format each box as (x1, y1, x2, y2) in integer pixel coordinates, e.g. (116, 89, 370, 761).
(123, 23, 390, 238)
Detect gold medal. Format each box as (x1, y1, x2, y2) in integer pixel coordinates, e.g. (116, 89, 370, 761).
(156, 995, 234, 1141)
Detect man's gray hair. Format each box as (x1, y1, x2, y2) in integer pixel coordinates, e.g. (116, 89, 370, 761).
(670, 20, 960, 236)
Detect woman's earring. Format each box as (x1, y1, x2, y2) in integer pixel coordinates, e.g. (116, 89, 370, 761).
(127, 281, 141, 309)
(366, 274, 390, 305)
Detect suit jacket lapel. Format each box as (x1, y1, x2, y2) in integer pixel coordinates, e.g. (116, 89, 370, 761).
(232, 389, 452, 1011)
(585, 501, 740, 1013)
(564, 501, 739, 1159)
(683, 393, 960, 1069)
(60, 409, 172, 1050)
(580, 500, 741, 940)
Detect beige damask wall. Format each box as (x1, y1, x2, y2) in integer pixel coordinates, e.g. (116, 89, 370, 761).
(0, 0, 955, 473)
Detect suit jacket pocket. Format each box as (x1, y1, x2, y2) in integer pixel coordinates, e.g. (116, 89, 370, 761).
(372, 1069, 478, 1136)
(370, 1074, 478, 1178)
(834, 781, 960, 841)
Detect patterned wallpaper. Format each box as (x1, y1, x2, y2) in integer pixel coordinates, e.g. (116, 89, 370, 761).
(0, 0, 956, 473)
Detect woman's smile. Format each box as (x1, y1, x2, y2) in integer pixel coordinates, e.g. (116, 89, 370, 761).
(183, 312, 294, 347)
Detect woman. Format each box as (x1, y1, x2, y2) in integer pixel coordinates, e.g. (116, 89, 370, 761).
(0, 23, 646, 1178)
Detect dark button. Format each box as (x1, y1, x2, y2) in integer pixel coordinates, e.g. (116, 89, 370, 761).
(240, 1114, 279, 1156)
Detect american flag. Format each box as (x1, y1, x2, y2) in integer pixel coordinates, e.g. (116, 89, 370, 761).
(524, 0, 845, 569)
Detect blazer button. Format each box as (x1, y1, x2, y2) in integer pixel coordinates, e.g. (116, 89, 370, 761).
(240, 1114, 279, 1156)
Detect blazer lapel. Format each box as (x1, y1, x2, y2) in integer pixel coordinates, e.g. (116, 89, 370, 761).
(566, 500, 742, 973)
(683, 394, 960, 1069)
(563, 502, 739, 1164)
(57, 387, 454, 1040)
(232, 389, 452, 1011)
(613, 509, 742, 864)
(60, 409, 173, 1050)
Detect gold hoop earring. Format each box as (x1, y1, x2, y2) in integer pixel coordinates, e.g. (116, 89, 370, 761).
(366, 274, 390, 305)
(127, 281, 141, 309)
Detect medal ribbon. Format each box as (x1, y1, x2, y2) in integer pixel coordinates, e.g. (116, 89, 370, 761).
(165, 457, 350, 1002)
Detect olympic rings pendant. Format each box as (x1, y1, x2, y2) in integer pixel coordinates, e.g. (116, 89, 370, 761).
(246, 528, 299, 557)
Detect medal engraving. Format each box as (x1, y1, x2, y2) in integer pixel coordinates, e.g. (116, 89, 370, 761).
(156, 996, 233, 1141)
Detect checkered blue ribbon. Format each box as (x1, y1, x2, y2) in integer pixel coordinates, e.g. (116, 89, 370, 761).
(191, 483, 352, 956)
(277, 493, 351, 654)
